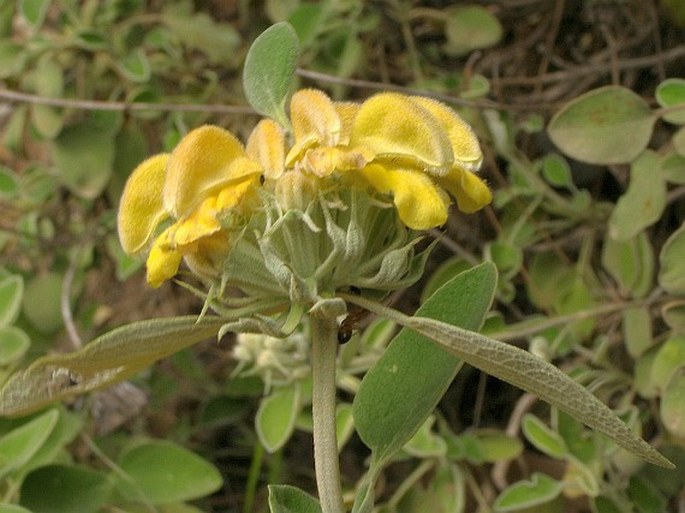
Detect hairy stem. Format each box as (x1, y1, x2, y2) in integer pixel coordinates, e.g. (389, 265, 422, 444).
(310, 315, 345, 513)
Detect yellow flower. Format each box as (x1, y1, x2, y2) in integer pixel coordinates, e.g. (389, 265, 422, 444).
(284, 89, 491, 229)
(118, 125, 263, 287)
(118, 88, 490, 289)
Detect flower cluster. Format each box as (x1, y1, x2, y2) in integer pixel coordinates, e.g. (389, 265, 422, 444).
(118, 89, 491, 299)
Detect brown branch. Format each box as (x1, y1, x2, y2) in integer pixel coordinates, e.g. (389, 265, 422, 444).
(0, 88, 258, 115)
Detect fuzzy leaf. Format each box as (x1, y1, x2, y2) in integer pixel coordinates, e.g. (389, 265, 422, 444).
(0, 316, 226, 416)
(548, 86, 656, 164)
(243, 22, 300, 128)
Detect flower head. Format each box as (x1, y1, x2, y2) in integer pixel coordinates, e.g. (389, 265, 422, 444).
(117, 89, 491, 294)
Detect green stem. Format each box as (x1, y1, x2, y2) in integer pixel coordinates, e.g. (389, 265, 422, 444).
(310, 315, 345, 513)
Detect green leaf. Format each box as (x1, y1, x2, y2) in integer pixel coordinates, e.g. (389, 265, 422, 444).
(0, 327, 30, 365)
(21, 272, 63, 334)
(288, 4, 324, 47)
(0, 505, 32, 513)
(0, 316, 226, 416)
(348, 296, 674, 469)
(20, 464, 110, 513)
(118, 47, 151, 83)
(0, 166, 19, 198)
(609, 150, 667, 241)
(661, 152, 685, 184)
(661, 372, 685, 438)
(256, 383, 301, 453)
(268, 484, 322, 513)
(548, 86, 656, 164)
(601, 231, 654, 298)
(19, 0, 52, 28)
(404, 416, 447, 458)
(0, 274, 23, 330)
(661, 300, 685, 332)
(336, 402, 354, 451)
(522, 414, 568, 459)
(243, 22, 300, 128)
(30, 105, 64, 139)
(52, 122, 116, 199)
(0, 409, 59, 480)
(494, 473, 563, 512)
(656, 78, 685, 124)
(443, 5, 503, 57)
(659, 221, 685, 294)
(163, 10, 241, 65)
(622, 306, 653, 358)
(628, 476, 667, 513)
(673, 126, 685, 157)
(651, 335, 685, 392)
(0, 41, 26, 79)
(115, 440, 222, 504)
(354, 262, 496, 464)
(542, 153, 573, 188)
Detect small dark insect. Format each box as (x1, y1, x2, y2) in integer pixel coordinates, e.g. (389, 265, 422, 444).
(337, 306, 366, 344)
(259, 174, 266, 185)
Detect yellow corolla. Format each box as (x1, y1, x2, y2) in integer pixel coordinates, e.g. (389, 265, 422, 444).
(284, 89, 491, 230)
(118, 125, 264, 287)
(118, 88, 490, 288)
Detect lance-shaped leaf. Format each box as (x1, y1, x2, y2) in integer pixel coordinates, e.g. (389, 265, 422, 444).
(346, 295, 674, 469)
(0, 316, 226, 417)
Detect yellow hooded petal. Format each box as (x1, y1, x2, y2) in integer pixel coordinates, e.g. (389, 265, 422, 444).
(437, 167, 492, 213)
(146, 227, 183, 288)
(350, 92, 453, 170)
(163, 125, 262, 217)
(246, 119, 286, 180)
(117, 153, 170, 255)
(409, 96, 483, 173)
(334, 101, 361, 145)
(291, 89, 341, 146)
(286, 89, 341, 166)
(359, 164, 450, 230)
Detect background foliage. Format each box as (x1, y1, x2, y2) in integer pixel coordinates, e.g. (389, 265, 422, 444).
(1, 1, 684, 512)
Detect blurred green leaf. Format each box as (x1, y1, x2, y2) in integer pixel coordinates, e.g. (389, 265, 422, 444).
(656, 78, 685, 124)
(661, 371, 685, 438)
(118, 47, 151, 83)
(52, 123, 116, 199)
(268, 484, 322, 513)
(494, 473, 563, 512)
(256, 383, 301, 453)
(443, 5, 502, 57)
(542, 153, 573, 188)
(548, 86, 655, 164)
(288, 3, 324, 47)
(662, 300, 685, 332)
(19, 0, 52, 28)
(404, 417, 446, 458)
(243, 22, 300, 128)
(21, 272, 64, 334)
(0, 41, 26, 79)
(0, 327, 30, 366)
(163, 9, 241, 65)
(336, 403, 354, 451)
(115, 440, 221, 504)
(609, 150, 666, 241)
(660, 152, 685, 184)
(0, 409, 59, 480)
(629, 476, 667, 513)
(659, 221, 685, 294)
(673, 126, 685, 157)
(522, 414, 567, 459)
(601, 231, 654, 298)
(21, 464, 110, 513)
(622, 306, 653, 358)
(0, 505, 32, 513)
(0, 274, 23, 330)
(650, 335, 685, 392)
